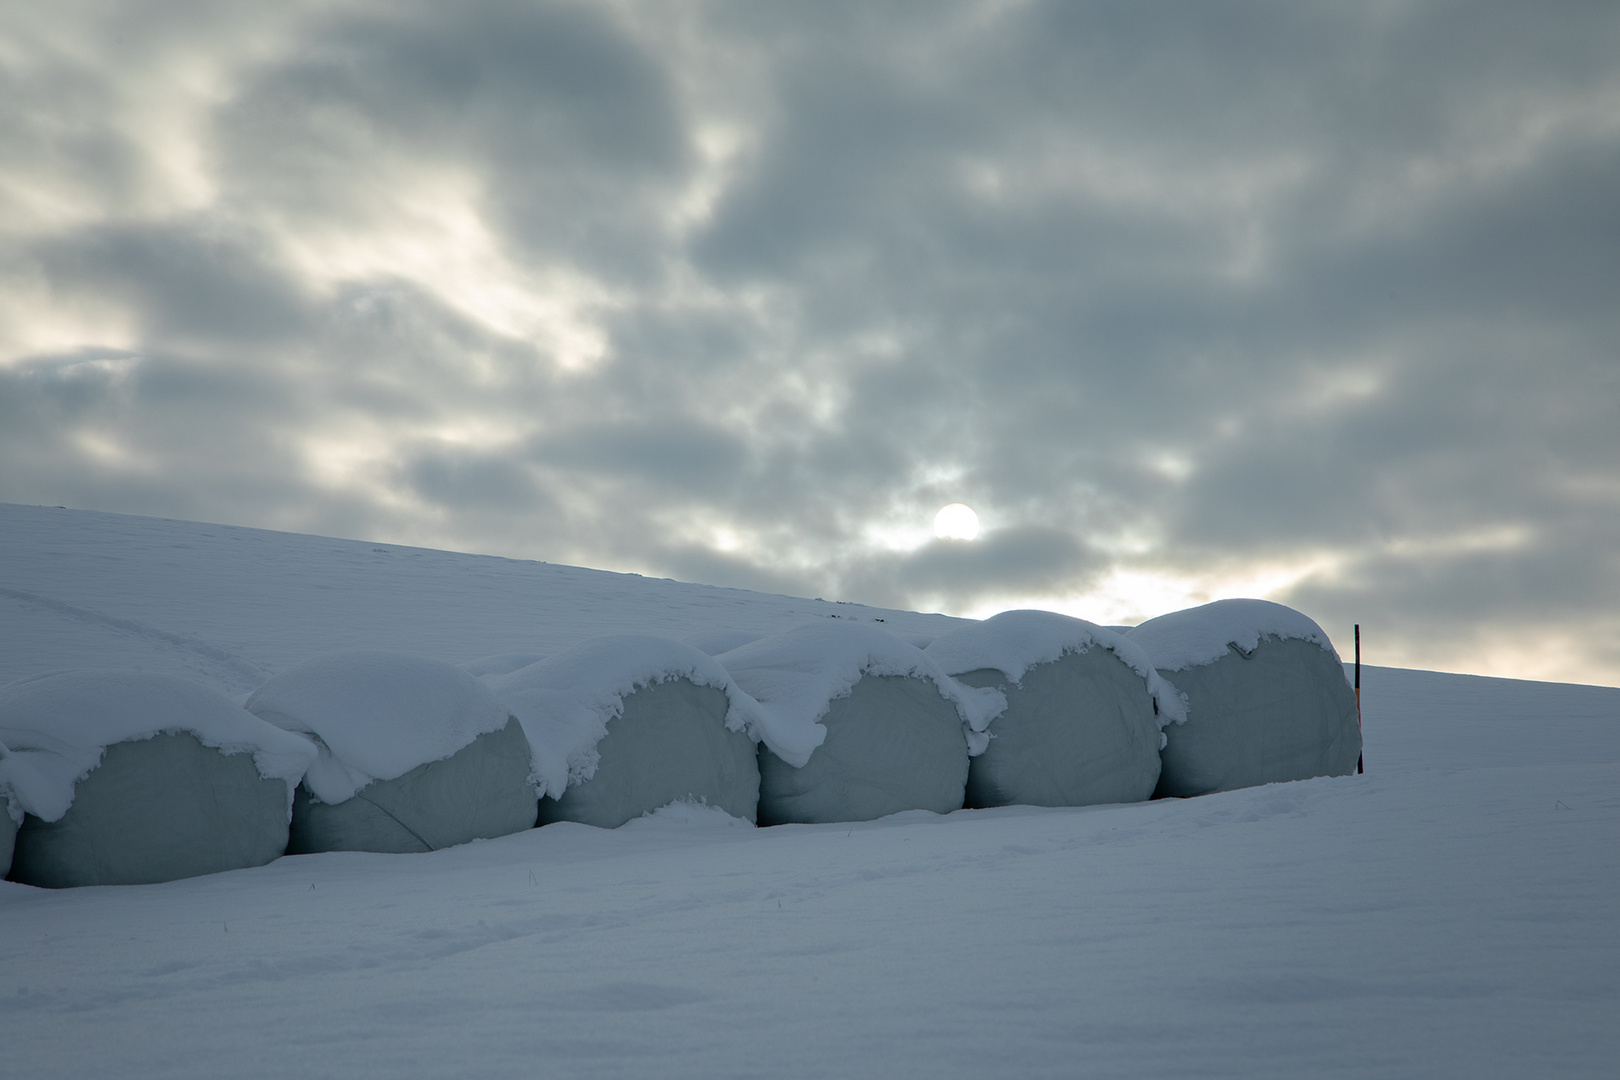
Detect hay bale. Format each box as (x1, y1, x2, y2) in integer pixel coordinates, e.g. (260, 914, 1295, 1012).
(0, 672, 315, 888)
(247, 652, 537, 853)
(486, 636, 762, 828)
(1126, 600, 1361, 797)
(927, 610, 1177, 808)
(719, 623, 1004, 825)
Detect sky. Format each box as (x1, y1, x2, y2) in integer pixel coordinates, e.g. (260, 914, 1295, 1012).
(1, 0, 1618, 686)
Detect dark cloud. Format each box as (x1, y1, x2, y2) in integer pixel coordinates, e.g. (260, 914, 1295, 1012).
(404, 447, 548, 513)
(2, 0, 1618, 682)
(214, 0, 691, 281)
(876, 526, 1102, 611)
(33, 221, 315, 343)
(530, 417, 748, 493)
(0, 349, 307, 523)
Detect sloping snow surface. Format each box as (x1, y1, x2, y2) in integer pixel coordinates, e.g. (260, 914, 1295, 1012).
(1, 504, 1617, 1079)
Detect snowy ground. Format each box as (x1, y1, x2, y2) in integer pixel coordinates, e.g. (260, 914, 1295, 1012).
(2, 504, 1617, 1078)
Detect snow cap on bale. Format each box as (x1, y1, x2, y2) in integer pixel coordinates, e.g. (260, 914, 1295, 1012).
(246, 651, 516, 805)
(483, 634, 768, 800)
(0, 670, 316, 822)
(718, 622, 1006, 761)
(925, 609, 1187, 727)
(1, 736, 33, 827)
(2, 736, 37, 877)
(1126, 598, 1340, 673)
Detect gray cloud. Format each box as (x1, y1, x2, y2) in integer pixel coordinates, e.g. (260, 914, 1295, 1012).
(404, 447, 548, 513)
(850, 526, 1104, 613)
(2, 0, 1618, 683)
(214, 0, 690, 282)
(33, 221, 316, 343)
(529, 417, 748, 493)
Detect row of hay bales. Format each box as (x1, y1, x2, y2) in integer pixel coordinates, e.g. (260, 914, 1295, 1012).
(0, 600, 1361, 889)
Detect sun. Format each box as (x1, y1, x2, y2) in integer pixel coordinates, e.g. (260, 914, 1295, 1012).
(933, 503, 980, 541)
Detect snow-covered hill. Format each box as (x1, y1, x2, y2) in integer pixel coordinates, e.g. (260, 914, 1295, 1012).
(2, 503, 1616, 1078)
(0, 504, 964, 697)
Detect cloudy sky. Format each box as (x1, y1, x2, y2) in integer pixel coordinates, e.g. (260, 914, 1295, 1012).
(2, 0, 1618, 684)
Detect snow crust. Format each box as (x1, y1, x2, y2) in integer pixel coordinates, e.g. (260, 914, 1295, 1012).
(0, 670, 317, 823)
(3, 505, 1619, 1078)
(245, 651, 514, 805)
(483, 634, 770, 800)
(621, 798, 756, 831)
(683, 629, 762, 656)
(4, 664, 1619, 1080)
(925, 609, 1188, 725)
(718, 622, 1006, 763)
(458, 653, 545, 679)
(1126, 599, 1340, 672)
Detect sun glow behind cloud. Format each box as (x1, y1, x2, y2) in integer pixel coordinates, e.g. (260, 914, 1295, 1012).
(270, 173, 611, 371)
(960, 551, 1345, 628)
(933, 503, 980, 541)
(1, 1, 1617, 686)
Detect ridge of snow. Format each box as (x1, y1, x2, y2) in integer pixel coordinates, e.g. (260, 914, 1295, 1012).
(683, 629, 762, 656)
(621, 798, 756, 831)
(1125, 599, 1341, 673)
(482, 634, 770, 800)
(245, 651, 515, 805)
(925, 609, 1188, 727)
(459, 653, 546, 679)
(0, 670, 317, 822)
(717, 622, 1007, 763)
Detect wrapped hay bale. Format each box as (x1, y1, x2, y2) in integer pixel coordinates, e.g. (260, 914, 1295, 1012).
(485, 636, 763, 828)
(0, 671, 316, 888)
(719, 623, 1004, 825)
(926, 610, 1181, 808)
(1126, 599, 1362, 797)
(246, 651, 537, 853)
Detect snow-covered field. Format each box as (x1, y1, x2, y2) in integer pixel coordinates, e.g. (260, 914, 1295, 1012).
(2, 504, 1617, 1078)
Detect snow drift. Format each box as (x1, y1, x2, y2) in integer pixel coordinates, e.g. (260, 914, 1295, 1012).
(484, 635, 764, 828)
(246, 651, 538, 853)
(0, 670, 316, 887)
(926, 610, 1177, 807)
(1126, 599, 1362, 797)
(719, 623, 1005, 824)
